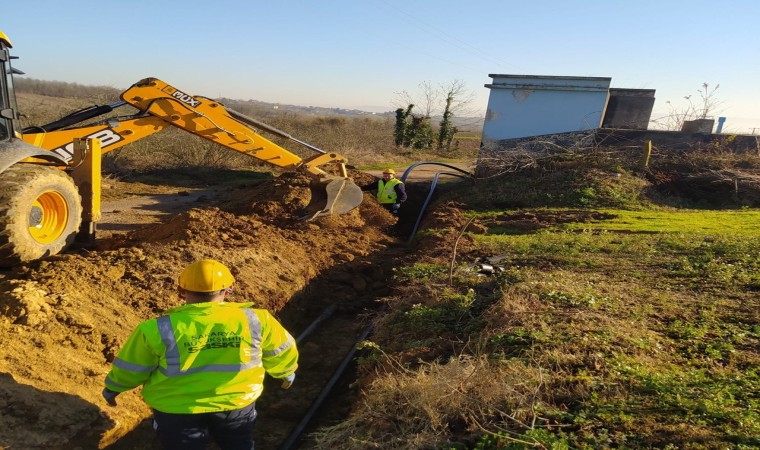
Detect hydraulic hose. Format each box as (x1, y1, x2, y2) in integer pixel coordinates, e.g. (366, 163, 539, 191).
(227, 107, 327, 154)
(22, 101, 126, 133)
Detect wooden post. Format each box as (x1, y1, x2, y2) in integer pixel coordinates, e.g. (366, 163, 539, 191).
(643, 140, 652, 169)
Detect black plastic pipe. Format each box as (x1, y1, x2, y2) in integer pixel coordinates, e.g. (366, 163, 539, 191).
(296, 305, 337, 344)
(408, 171, 443, 244)
(278, 324, 374, 450)
(399, 161, 474, 243)
(399, 161, 473, 183)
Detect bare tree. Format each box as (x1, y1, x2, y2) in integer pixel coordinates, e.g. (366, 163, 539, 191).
(691, 82, 723, 120)
(654, 82, 723, 131)
(437, 80, 478, 150)
(394, 79, 477, 151)
(394, 79, 475, 118)
(393, 80, 438, 118)
(438, 79, 476, 119)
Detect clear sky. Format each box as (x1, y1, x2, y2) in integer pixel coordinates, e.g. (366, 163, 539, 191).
(3, 0, 759, 133)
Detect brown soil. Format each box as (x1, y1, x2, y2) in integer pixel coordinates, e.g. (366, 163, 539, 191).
(0, 170, 400, 449)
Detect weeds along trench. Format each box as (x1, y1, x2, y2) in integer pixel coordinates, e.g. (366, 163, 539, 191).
(0, 169, 409, 449)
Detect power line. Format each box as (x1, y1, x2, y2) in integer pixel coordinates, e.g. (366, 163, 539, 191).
(373, 0, 522, 72)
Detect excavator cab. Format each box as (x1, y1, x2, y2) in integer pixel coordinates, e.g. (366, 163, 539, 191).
(0, 31, 17, 141)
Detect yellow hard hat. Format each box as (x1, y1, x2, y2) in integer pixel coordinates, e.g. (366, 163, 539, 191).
(0, 31, 13, 48)
(382, 168, 396, 174)
(178, 259, 235, 292)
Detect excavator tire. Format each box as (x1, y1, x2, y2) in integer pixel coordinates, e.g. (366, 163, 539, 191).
(0, 164, 82, 268)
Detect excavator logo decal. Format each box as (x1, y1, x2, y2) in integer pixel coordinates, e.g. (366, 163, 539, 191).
(160, 84, 202, 108)
(171, 90, 201, 108)
(50, 129, 123, 162)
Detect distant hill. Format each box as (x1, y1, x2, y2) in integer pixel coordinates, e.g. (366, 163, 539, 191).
(217, 97, 394, 120)
(14, 77, 484, 132)
(13, 77, 391, 118)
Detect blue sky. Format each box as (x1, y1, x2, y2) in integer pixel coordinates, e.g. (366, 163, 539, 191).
(3, 0, 759, 132)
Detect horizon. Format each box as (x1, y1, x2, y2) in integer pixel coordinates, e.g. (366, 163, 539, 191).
(16, 75, 760, 135)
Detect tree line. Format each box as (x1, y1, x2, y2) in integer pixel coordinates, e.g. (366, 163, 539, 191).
(14, 77, 122, 102)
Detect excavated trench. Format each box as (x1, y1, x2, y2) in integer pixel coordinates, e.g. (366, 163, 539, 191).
(0, 170, 423, 450)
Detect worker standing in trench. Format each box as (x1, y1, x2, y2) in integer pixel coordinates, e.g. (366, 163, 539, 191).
(362, 168, 407, 215)
(102, 259, 299, 450)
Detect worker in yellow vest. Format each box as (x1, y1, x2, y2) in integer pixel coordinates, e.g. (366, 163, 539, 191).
(102, 259, 298, 450)
(362, 168, 407, 214)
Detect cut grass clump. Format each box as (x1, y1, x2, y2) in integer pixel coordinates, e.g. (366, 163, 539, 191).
(312, 354, 550, 450)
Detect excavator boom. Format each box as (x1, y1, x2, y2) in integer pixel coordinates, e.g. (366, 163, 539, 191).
(20, 77, 363, 220)
(122, 78, 307, 172)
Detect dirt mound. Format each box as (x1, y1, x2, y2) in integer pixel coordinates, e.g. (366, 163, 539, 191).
(0, 172, 397, 449)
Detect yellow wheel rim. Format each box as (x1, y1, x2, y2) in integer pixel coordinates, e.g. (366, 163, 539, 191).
(28, 191, 69, 244)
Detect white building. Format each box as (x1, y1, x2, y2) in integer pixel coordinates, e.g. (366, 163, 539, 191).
(482, 74, 612, 144)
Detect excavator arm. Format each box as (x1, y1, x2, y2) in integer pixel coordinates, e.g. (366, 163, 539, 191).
(20, 77, 363, 217)
(121, 78, 329, 175)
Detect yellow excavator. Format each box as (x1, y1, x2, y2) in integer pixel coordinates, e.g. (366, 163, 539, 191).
(0, 31, 363, 267)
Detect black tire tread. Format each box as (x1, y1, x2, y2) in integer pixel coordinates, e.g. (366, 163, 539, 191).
(0, 164, 82, 267)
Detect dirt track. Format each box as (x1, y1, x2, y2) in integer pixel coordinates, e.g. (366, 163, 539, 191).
(99, 187, 219, 235)
(0, 170, 405, 449)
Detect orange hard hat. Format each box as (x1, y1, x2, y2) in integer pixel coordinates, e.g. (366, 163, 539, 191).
(178, 259, 235, 292)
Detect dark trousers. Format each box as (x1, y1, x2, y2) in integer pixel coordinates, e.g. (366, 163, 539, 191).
(152, 402, 257, 450)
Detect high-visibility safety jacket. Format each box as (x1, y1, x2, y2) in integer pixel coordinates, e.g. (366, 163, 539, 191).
(377, 178, 402, 204)
(105, 302, 298, 414)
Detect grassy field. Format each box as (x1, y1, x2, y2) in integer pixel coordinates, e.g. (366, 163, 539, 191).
(313, 150, 760, 449)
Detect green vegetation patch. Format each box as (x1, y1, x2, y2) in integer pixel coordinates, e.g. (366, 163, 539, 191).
(333, 206, 759, 449)
(557, 208, 760, 236)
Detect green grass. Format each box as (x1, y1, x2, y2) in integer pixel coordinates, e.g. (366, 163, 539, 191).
(558, 208, 760, 236)
(351, 206, 760, 449)
(470, 208, 760, 447)
(469, 207, 760, 236)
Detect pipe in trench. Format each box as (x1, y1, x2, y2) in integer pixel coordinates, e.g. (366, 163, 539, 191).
(399, 161, 474, 244)
(296, 304, 337, 344)
(278, 324, 374, 450)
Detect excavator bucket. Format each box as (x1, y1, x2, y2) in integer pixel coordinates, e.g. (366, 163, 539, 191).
(301, 176, 364, 220)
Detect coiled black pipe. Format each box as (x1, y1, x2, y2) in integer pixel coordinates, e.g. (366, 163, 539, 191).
(400, 162, 474, 243)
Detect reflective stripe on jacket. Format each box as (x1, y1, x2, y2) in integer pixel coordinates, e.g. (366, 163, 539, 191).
(377, 178, 402, 204)
(104, 302, 298, 414)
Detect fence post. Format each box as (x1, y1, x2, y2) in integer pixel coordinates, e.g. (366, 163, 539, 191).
(642, 140, 652, 169)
